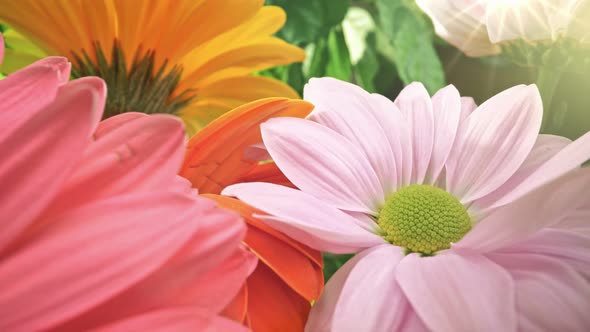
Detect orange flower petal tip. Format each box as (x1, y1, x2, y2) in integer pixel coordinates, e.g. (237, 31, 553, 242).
(180, 98, 314, 194)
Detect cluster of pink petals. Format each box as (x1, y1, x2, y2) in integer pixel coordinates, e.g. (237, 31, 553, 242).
(0, 35, 256, 332)
(225, 77, 590, 331)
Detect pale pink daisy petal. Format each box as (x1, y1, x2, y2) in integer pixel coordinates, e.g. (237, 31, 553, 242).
(488, 253, 590, 331)
(490, 131, 590, 208)
(261, 117, 383, 213)
(331, 245, 408, 332)
(457, 168, 590, 252)
(446, 84, 542, 202)
(396, 253, 516, 332)
(394, 82, 434, 184)
(367, 93, 409, 189)
(496, 229, 590, 278)
(305, 78, 399, 194)
(223, 182, 385, 253)
(475, 134, 572, 210)
(306, 246, 408, 332)
(0, 78, 104, 252)
(89, 308, 250, 332)
(427, 84, 462, 184)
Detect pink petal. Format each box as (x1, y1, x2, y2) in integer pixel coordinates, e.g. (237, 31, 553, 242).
(243, 142, 271, 161)
(89, 309, 249, 332)
(306, 246, 400, 331)
(261, 117, 383, 214)
(50, 197, 248, 331)
(0, 77, 105, 253)
(446, 85, 542, 203)
(0, 58, 68, 137)
(460, 96, 477, 119)
(331, 245, 408, 332)
(305, 78, 399, 194)
(45, 114, 186, 217)
(367, 93, 409, 189)
(488, 252, 590, 331)
(457, 168, 590, 252)
(475, 134, 572, 211)
(396, 252, 516, 332)
(394, 83, 434, 184)
(179, 247, 257, 312)
(0, 191, 203, 332)
(223, 182, 385, 254)
(496, 228, 590, 279)
(93, 112, 148, 138)
(490, 131, 590, 208)
(38, 56, 72, 85)
(427, 85, 462, 184)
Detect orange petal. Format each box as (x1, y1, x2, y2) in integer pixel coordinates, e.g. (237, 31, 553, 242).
(237, 161, 296, 189)
(204, 194, 324, 304)
(246, 264, 312, 332)
(221, 285, 248, 324)
(244, 224, 324, 302)
(180, 98, 313, 194)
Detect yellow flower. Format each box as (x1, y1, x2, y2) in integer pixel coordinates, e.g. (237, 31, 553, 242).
(0, 0, 305, 134)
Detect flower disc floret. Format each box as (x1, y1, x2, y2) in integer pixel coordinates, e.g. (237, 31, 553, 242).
(377, 185, 471, 254)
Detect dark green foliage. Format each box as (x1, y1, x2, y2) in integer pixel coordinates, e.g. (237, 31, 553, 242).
(71, 40, 194, 119)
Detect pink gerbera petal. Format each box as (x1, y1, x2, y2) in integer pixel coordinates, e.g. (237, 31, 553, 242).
(0, 77, 104, 252)
(0, 57, 253, 331)
(89, 308, 250, 332)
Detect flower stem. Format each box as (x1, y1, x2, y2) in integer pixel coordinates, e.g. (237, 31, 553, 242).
(537, 61, 566, 134)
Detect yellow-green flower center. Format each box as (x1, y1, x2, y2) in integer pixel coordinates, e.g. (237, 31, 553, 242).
(377, 185, 471, 255)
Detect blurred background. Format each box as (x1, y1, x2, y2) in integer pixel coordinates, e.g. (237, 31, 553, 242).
(260, 0, 590, 141)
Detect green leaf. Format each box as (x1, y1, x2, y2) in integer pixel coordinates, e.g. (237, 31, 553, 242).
(354, 32, 379, 92)
(268, 0, 350, 45)
(306, 39, 329, 79)
(323, 253, 354, 282)
(376, 0, 445, 93)
(325, 26, 352, 81)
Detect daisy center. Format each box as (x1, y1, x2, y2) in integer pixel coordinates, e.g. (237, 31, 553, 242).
(71, 40, 194, 119)
(376, 185, 471, 255)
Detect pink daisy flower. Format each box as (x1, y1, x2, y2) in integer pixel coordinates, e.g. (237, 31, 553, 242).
(224, 77, 590, 331)
(0, 34, 255, 332)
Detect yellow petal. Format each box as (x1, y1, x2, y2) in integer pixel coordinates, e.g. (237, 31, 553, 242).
(179, 76, 300, 132)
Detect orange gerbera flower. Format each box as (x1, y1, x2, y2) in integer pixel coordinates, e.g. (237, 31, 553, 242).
(180, 98, 324, 331)
(0, 0, 304, 134)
